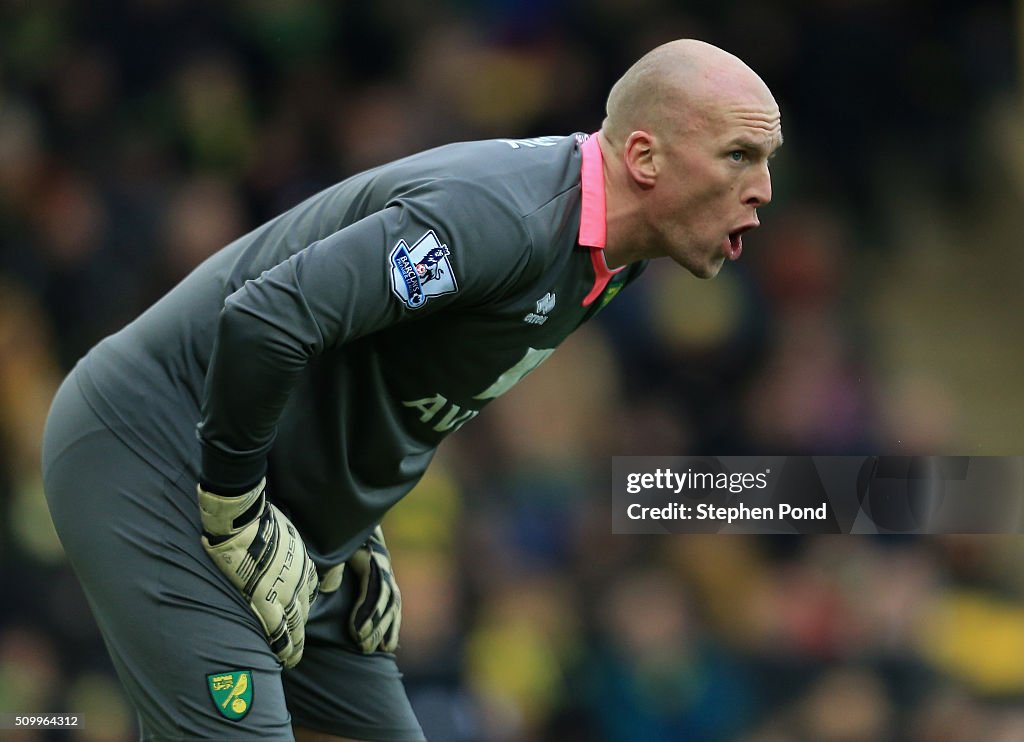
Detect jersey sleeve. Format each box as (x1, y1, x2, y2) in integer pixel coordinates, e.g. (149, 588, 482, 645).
(197, 180, 536, 493)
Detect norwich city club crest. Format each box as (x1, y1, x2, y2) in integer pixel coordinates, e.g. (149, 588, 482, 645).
(207, 670, 253, 721)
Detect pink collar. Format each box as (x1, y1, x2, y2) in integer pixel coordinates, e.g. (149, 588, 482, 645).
(579, 132, 624, 306)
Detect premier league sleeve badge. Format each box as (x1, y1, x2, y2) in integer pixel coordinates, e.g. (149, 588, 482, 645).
(389, 230, 459, 309)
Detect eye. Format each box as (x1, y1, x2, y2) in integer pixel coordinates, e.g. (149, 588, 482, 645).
(729, 150, 746, 162)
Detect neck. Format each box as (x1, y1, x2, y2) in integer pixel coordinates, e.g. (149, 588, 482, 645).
(597, 131, 651, 270)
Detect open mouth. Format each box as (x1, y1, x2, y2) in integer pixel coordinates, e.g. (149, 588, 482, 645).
(725, 223, 757, 261)
(727, 232, 743, 260)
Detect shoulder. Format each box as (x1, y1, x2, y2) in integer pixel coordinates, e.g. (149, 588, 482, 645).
(389, 134, 585, 218)
(369, 135, 588, 300)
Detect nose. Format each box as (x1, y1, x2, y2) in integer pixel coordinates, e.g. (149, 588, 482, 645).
(743, 163, 772, 207)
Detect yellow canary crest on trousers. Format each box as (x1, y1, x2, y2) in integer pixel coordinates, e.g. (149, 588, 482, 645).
(207, 670, 253, 720)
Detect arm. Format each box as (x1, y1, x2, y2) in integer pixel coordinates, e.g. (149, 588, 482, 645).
(198, 191, 535, 494)
(195, 187, 534, 663)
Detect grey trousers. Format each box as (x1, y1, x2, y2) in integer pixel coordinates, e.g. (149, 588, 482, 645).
(42, 369, 425, 741)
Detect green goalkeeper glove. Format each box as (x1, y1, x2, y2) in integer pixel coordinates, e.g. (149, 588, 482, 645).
(347, 526, 402, 653)
(198, 478, 319, 669)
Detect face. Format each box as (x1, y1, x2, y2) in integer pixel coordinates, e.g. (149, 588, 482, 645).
(644, 87, 783, 278)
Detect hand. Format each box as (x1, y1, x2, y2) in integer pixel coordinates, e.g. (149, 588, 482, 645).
(198, 478, 319, 668)
(347, 526, 402, 653)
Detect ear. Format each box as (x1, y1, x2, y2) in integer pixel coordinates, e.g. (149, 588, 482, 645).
(623, 131, 658, 187)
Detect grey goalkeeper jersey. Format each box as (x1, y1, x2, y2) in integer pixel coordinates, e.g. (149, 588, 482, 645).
(76, 132, 645, 562)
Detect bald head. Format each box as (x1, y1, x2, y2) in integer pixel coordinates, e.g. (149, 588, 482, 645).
(603, 40, 774, 150)
(596, 39, 782, 275)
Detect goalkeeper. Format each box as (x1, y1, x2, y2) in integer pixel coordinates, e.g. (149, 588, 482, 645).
(41, 39, 781, 741)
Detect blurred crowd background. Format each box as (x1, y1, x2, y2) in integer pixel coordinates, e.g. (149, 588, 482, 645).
(2, 0, 1023, 740)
